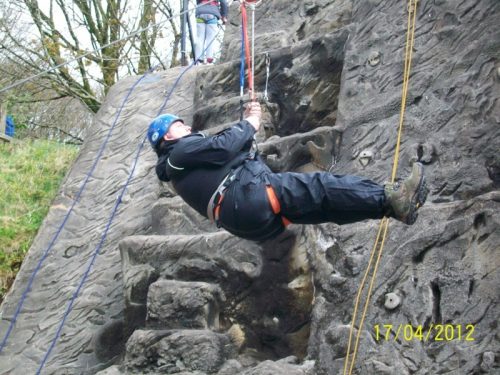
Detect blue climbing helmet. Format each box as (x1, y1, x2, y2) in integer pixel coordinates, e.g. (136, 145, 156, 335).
(147, 114, 183, 149)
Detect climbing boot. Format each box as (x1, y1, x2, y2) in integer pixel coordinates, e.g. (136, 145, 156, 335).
(384, 162, 428, 225)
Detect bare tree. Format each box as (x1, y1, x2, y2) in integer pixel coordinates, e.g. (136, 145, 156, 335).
(157, 0, 182, 68)
(0, 0, 185, 114)
(138, 0, 156, 73)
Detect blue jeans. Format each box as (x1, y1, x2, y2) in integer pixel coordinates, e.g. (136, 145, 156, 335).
(195, 14, 219, 62)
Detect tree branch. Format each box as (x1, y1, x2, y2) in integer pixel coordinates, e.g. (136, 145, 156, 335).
(30, 122, 84, 144)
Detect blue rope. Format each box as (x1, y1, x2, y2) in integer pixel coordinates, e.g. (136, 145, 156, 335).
(0, 68, 154, 354)
(36, 132, 151, 374)
(158, 62, 195, 116)
(240, 24, 246, 94)
(0, 20, 223, 371)
(35, 26, 224, 373)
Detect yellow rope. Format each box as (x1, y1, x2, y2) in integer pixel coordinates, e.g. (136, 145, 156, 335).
(348, 219, 389, 375)
(391, 0, 419, 183)
(343, 1, 419, 374)
(342, 219, 386, 375)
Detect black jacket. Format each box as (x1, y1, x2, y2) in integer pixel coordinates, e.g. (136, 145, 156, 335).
(155, 121, 256, 217)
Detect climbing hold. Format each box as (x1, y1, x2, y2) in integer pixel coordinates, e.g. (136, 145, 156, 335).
(288, 275, 310, 290)
(262, 315, 280, 330)
(384, 292, 401, 310)
(228, 324, 246, 349)
(299, 97, 310, 108)
(307, 139, 333, 171)
(371, 359, 394, 374)
(330, 273, 347, 286)
(496, 66, 500, 79)
(368, 51, 381, 67)
(266, 154, 279, 163)
(345, 254, 363, 276)
(263, 123, 276, 139)
(420, 143, 435, 164)
(325, 324, 353, 357)
(411, 142, 435, 164)
(358, 149, 374, 167)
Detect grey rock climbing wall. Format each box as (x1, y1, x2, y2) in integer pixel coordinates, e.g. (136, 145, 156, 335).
(1, 0, 499, 374)
(0, 70, 199, 373)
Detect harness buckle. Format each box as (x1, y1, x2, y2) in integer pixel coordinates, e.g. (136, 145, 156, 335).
(206, 168, 240, 223)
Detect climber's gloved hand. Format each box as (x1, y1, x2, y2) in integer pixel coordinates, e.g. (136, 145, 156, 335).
(244, 101, 261, 132)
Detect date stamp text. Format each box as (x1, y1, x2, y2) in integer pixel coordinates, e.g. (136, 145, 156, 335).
(373, 324, 475, 342)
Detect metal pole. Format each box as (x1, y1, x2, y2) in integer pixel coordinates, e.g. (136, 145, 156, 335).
(180, 0, 188, 66)
(186, 4, 196, 62)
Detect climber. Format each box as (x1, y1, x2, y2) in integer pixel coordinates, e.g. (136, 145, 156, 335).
(194, 0, 228, 65)
(147, 102, 428, 242)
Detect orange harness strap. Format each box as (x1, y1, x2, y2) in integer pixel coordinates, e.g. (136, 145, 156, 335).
(214, 194, 224, 223)
(265, 185, 292, 227)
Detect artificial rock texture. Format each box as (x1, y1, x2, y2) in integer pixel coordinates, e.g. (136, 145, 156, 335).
(1, 0, 499, 374)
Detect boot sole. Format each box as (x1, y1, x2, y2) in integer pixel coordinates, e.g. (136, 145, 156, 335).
(406, 165, 429, 225)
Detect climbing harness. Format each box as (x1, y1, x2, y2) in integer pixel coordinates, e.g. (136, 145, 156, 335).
(265, 184, 292, 227)
(207, 170, 292, 231)
(0, 6, 221, 373)
(206, 165, 243, 223)
(342, 1, 419, 374)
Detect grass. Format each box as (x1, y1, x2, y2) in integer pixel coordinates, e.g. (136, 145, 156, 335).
(0, 139, 79, 303)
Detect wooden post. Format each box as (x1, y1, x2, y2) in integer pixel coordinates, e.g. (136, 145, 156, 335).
(0, 103, 6, 135)
(0, 103, 12, 142)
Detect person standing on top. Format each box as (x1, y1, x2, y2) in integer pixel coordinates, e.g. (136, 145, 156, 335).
(194, 0, 229, 65)
(147, 102, 428, 242)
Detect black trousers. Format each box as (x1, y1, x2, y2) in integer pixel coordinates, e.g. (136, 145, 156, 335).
(218, 160, 387, 242)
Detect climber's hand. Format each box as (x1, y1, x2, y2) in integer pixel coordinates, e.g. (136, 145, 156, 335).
(244, 101, 261, 132)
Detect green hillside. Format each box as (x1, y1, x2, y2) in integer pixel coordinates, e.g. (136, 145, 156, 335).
(0, 139, 78, 303)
